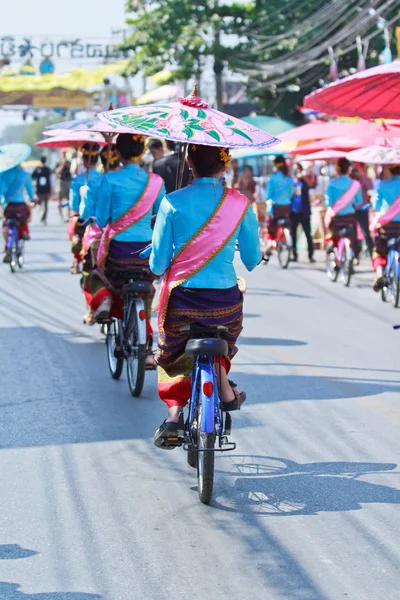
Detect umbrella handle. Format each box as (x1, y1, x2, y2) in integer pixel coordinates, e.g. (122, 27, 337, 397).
(177, 143, 188, 190)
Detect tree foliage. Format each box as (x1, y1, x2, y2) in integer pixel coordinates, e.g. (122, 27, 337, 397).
(122, 0, 254, 108)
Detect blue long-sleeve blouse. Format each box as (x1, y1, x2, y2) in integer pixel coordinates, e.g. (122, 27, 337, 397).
(325, 176, 361, 215)
(0, 166, 34, 206)
(150, 177, 261, 289)
(375, 176, 400, 222)
(69, 169, 102, 215)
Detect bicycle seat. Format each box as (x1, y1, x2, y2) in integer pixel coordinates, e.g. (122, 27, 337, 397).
(179, 324, 228, 338)
(185, 337, 229, 357)
(122, 280, 153, 295)
(338, 227, 353, 237)
(387, 237, 400, 250)
(276, 217, 289, 226)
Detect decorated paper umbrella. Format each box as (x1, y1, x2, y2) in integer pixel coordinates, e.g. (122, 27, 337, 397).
(347, 145, 400, 165)
(98, 85, 280, 149)
(0, 143, 31, 173)
(45, 116, 133, 135)
(299, 150, 348, 161)
(36, 131, 107, 149)
(304, 60, 400, 120)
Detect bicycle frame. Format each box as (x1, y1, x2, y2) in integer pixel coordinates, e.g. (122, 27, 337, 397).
(187, 356, 222, 437)
(386, 246, 400, 278)
(122, 293, 147, 348)
(7, 224, 18, 251)
(335, 235, 353, 264)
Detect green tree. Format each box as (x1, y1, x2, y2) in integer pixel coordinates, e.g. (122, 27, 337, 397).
(122, 0, 254, 109)
(238, 0, 399, 121)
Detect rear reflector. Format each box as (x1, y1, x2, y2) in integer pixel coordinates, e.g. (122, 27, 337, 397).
(203, 382, 214, 397)
(139, 309, 146, 320)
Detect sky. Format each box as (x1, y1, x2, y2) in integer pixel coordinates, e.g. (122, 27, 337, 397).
(0, 0, 127, 134)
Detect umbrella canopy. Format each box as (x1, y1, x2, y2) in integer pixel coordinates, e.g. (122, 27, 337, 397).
(0, 143, 31, 173)
(278, 119, 400, 144)
(290, 137, 362, 155)
(347, 145, 400, 165)
(241, 115, 295, 136)
(45, 116, 133, 135)
(36, 131, 107, 149)
(98, 85, 280, 149)
(136, 84, 179, 105)
(304, 60, 400, 120)
(299, 150, 348, 161)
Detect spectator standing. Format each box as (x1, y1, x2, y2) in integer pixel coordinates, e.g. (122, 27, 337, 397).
(32, 156, 52, 225)
(291, 163, 315, 263)
(56, 155, 72, 222)
(152, 140, 189, 193)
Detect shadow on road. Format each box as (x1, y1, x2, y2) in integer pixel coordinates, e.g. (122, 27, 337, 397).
(238, 336, 307, 346)
(0, 583, 102, 600)
(246, 287, 312, 299)
(0, 545, 38, 560)
(213, 456, 400, 516)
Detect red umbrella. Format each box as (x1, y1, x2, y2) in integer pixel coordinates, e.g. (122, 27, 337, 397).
(299, 150, 348, 161)
(304, 60, 400, 120)
(279, 119, 400, 144)
(290, 137, 361, 155)
(36, 132, 107, 149)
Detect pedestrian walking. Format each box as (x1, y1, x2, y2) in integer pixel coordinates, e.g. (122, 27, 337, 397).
(152, 140, 189, 193)
(350, 162, 374, 260)
(291, 163, 315, 263)
(56, 154, 72, 222)
(32, 156, 52, 225)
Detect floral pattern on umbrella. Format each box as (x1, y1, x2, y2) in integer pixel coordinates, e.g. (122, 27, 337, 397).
(347, 145, 400, 165)
(0, 144, 31, 173)
(98, 86, 280, 149)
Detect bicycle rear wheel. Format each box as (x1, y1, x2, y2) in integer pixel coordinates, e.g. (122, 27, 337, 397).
(326, 249, 339, 282)
(197, 403, 216, 504)
(9, 235, 17, 273)
(126, 305, 146, 397)
(277, 241, 290, 269)
(106, 319, 124, 380)
(17, 240, 25, 269)
(340, 258, 353, 287)
(391, 276, 400, 308)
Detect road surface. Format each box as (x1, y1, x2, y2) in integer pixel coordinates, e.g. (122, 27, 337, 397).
(1, 207, 399, 600)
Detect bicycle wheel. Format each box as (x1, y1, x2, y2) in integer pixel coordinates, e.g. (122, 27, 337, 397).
(277, 240, 290, 269)
(326, 250, 339, 282)
(126, 305, 146, 397)
(197, 403, 216, 504)
(340, 258, 353, 287)
(17, 240, 25, 269)
(391, 276, 400, 308)
(106, 319, 124, 380)
(187, 445, 198, 468)
(9, 239, 17, 273)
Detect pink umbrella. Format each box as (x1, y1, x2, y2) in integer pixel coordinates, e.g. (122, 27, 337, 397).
(45, 116, 133, 136)
(304, 60, 400, 120)
(36, 131, 107, 148)
(298, 150, 348, 161)
(98, 85, 280, 149)
(347, 145, 400, 165)
(290, 137, 361, 155)
(279, 120, 400, 144)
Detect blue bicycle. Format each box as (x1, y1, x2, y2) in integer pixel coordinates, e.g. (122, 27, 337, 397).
(5, 218, 24, 273)
(381, 236, 400, 308)
(179, 324, 236, 504)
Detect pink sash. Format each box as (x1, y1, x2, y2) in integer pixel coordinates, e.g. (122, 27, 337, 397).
(371, 194, 400, 235)
(157, 188, 251, 332)
(82, 222, 102, 256)
(324, 179, 360, 229)
(97, 172, 163, 272)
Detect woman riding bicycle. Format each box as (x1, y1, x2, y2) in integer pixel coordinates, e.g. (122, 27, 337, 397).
(264, 155, 294, 255)
(371, 165, 400, 292)
(68, 143, 102, 274)
(92, 134, 165, 354)
(81, 147, 121, 325)
(150, 144, 261, 449)
(0, 163, 34, 263)
(325, 158, 362, 249)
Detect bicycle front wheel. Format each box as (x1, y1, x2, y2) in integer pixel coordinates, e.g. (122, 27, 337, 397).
(106, 319, 124, 380)
(126, 305, 146, 397)
(9, 236, 17, 273)
(340, 258, 353, 287)
(277, 242, 290, 269)
(197, 404, 216, 504)
(391, 276, 400, 308)
(17, 240, 25, 269)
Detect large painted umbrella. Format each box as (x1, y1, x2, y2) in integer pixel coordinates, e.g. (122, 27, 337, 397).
(98, 85, 280, 149)
(45, 116, 133, 136)
(0, 143, 31, 173)
(304, 61, 400, 120)
(290, 137, 362, 155)
(278, 120, 400, 144)
(36, 131, 107, 149)
(347, 145, 400, 165)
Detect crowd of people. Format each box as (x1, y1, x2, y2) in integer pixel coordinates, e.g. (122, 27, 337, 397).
(1, 136, 400, 445)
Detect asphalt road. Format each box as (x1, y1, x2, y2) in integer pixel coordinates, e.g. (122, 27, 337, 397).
(1, 206, 399, 600)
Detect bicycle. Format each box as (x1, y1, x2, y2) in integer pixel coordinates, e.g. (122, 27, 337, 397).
(381, 236, 400, 308)
(158, 324, 237, 504)
(259, 216, 292, 269)
(5, 218, 25, 273)
(326, 225, 354, 287)
(105, 268, 154, 397)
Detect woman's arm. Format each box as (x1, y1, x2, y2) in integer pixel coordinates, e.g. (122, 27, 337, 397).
(238, 206, 262, 272)
(150, 198, 174, 276)
(24, 174, 34, 201)
(153, 182, 167, 214)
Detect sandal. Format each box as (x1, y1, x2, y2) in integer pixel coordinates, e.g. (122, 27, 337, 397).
(222, 380, 246, 412)
(154, 414, 184, 450)
(373, 276, 386, 293)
